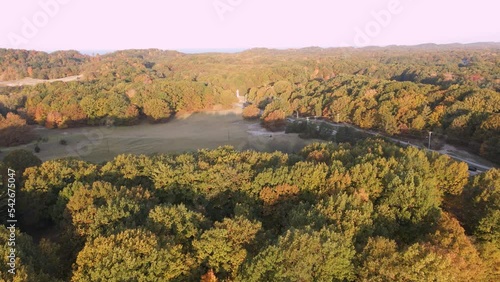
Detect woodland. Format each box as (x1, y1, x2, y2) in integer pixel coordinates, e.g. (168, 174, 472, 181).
(0, 142, 499, 281)
(1, 44, 498, 162)
(0, 44, 499, 281)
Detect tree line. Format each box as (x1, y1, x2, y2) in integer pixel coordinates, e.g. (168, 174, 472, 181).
(2, 44, 499, 90)
(1, 45, 498, 160)
(0, 49, 87, 81)
(247, 75, 499, 164)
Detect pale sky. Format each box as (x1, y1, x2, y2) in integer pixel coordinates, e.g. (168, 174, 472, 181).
(0, 0, 499, 52)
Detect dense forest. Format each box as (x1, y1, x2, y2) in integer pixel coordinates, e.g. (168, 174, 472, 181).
(1, 140, 499, 281)
(0, 45, 499, 280)
(0, 49, 88, 81)
(250, 74, 500, 162)
(0, 44, 499, 162)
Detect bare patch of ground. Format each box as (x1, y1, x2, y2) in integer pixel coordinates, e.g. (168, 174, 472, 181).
(0, 112, 315, 163)
(0, 75, 83, 87)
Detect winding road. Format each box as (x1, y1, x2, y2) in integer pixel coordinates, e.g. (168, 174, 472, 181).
(289, 117, 496, 175)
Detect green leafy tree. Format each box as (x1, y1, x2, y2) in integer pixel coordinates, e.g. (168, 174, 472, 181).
(64, 181, 154, 239)
(358, 237, 454, 282)
(239, 227, 355, 282)
(72, 229, 189, 282)
(3, 149, 41, 174)
(461, 169, 500, 244)
(193, 216, 261, 279)
(429, 153, 469, 196)
(374, 169, 441, 242)
(19, 159, 97, 228)
(146, 203, 209, 246)
(142, 98, 172, 122)
(0, 226, 61, 282)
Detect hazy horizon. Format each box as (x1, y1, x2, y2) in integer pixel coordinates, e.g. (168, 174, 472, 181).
(3, 41, 500, 57)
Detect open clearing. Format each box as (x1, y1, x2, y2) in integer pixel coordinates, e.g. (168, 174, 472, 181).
(0, 111, 318, 163)
(2, 104, 496, 171)
(0, 75, 83, 87)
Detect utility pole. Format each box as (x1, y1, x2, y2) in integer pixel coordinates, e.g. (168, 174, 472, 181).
(336, 113, 340, 123)
(428, 131, 432, 150)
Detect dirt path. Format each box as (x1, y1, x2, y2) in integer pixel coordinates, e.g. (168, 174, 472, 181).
(292, 117, 497, 174)
(0, 75, 83, 87)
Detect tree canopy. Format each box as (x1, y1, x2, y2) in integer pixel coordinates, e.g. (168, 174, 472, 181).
(0, 140, 496, 281)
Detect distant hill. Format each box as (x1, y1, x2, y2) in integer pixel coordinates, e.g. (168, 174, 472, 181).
(0, 49, 89, 81)
(1, 42, 499, 82)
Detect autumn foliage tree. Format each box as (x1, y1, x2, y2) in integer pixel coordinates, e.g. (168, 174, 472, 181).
(242, 104, 260, 119)
(3, 137, 499, 280)
(142, 98, 172, 122)
(0, 113, 36, 146)
(261, 110, 286, 131)
(72, 229, 189, 282)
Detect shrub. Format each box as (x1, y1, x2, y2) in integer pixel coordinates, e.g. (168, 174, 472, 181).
(242, 104, 260, 119)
